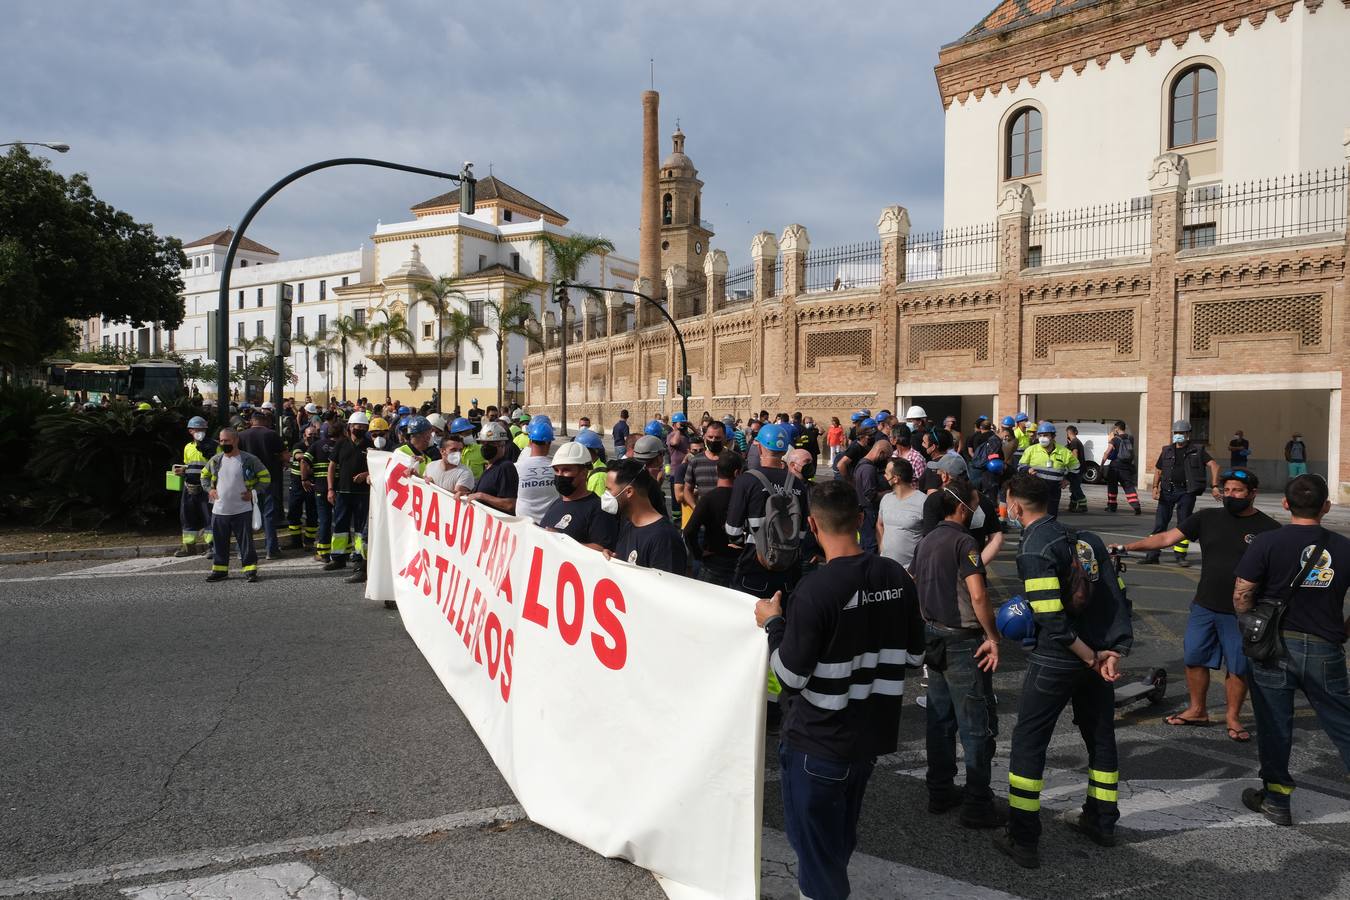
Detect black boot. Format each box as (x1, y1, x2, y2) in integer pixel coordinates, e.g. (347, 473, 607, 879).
(345, 561, 366, 584)
(323, 556, 347, 572)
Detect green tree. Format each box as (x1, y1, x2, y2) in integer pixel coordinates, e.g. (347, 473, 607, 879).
(436, 310, 481, 416)
(531, 233, 613, 424)
(365, 309, 416, 403)
(321, 315, 366, 402)
(292, 332, 327, 400)
(0, 147, 186, 379)
(484, 284, 543, 412)
(417, 275, 467, 412)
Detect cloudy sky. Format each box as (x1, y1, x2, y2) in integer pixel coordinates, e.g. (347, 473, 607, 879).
(3, 1, 987, 267)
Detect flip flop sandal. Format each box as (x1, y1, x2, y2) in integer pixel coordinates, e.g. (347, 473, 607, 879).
(1166, 713, 1212, 727)
(1227, 727, 1252, 742)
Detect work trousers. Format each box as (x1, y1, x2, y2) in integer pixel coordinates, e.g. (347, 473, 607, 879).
(332, 491, 370, 562)
(1248, 632, 1350, 807)
(860, 506, 880, 554)
(179, 486, 212, 546)
(1148, 487, 1197, 558)
(286, 477, 317, 544)
(1007, 654, 1119, 847)
(254, 486, 281, 555)
(779, 743, 874, 900)
(315, 492, 334, 557)
(925, 630, 999, 811)
(1105, 463, 1140, 510)
(210, 511, 258, 575)
(1066, 472, 1087, 511)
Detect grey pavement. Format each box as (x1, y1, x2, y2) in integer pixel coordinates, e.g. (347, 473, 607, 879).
(2, 484, 1350, 899)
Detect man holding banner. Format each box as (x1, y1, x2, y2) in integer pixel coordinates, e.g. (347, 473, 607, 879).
(756, 479, 927, 900)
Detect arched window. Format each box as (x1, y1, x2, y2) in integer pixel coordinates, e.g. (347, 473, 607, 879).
(1006, 108, 1042, 179)
(1169, 65, 1217, 148)
(662, 193, 673, 225)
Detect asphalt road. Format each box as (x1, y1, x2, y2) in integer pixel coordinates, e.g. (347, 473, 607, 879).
(3, 482, 1349, 900)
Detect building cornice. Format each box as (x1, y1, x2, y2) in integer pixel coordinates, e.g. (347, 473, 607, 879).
(934, 0, 1331, 109)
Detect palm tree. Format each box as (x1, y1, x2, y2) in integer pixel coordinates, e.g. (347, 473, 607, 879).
(322, 315, 366, 402)
(366, 309, 416, 403)
(416, 275, 467, 412)
(484, 283, 544, 412)
(532, 233, 615, 433)
(292, 332, 327, 400)
(436, 310, 481, 416)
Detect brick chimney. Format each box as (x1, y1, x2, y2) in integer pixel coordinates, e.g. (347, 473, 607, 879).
(639, 91, 661, 296)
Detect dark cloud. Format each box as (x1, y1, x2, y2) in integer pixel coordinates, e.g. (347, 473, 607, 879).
(2, 0, 983, 265)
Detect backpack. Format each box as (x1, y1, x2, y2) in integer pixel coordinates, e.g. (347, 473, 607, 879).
(746, 469, 802, 572)
(1064, 529, 1097, 613)
(1116, 433, 1134, 463)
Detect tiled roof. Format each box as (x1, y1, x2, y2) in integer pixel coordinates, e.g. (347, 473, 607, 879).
(182, 228, 279, 255)
(410, 175, 565, 220)
(956, 0, 1108, 45)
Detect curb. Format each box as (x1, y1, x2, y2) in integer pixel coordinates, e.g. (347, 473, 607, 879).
(0, 544, 182, 565)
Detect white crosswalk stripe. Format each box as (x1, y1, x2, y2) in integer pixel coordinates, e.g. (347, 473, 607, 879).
(121, 863, 369, 900)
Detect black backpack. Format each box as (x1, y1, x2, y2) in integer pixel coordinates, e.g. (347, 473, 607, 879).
(746, 469, 802, 572)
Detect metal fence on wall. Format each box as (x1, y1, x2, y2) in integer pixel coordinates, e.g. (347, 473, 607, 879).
(723, 263, 754, 305)
(1029, 197, 1153, 266)
(1181, 167, 1348, 247)
(905, 223, 999, 281)
(802, 240, 883, 293)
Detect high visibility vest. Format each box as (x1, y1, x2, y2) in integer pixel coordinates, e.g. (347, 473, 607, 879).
(587, 459, 608, 497)
(183, 442, 209, 484)
(460, 443, 485, 479)
(1014, 427, 1032, 451)
(396, 444, 428, 477)
(1018, 443, 1079, 482)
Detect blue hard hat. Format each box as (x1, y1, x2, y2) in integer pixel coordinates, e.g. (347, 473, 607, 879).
(398, 406, 410, 416)
(527, 415, 555, 443)
(757, 423, 790, 452)
(987, 457, 1005, 475)
(672, 412, 688, 424)
(1036, 421, 1056, 435)
(397, 415, 410, 428)
(860, 409, 872, 416)
(406, 416, 432, 436)
(860, 417, 877, 429)
(187, 416, 208, 429)
(449, 416, 474, 434)
(575, 429, 604, 451)
(1015, 411, 1029, 422)
(644, 420, 665, 437)
(996, 596, 1036, 642)
(851, 412, 866, 423)
(1000, 416, 1016, 427)
(875, 411, 891, 423)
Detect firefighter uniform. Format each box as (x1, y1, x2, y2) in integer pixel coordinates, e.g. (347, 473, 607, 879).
(1017, 439, 1079, 518)
(1007, 521, 1133, 856)
(178, 436, 215, 553)
(285, 440, 317, 550)
(310, 435, 336, 561)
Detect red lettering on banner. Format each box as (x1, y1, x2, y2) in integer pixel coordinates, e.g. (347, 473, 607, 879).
(453, 579, 472, 635)
(591, 578, 628, 671)
(555, 562, 585, 646)
(521, 547, 549, 627)
(410, 484, 425, 532)
(385, 463, 411, 510)
(445, 495, 462, 546)
(495, 533, 518, 603)
(472, 601, 488, 663)
(423, 493, 441, 539)
(460, 504, 475, 553)
(500, 629, 514, 702)
(476, 516, 496, 568)
(442, 564, 461, 618)
(484, 612, 503, 678)
(462, 589, 482, 650)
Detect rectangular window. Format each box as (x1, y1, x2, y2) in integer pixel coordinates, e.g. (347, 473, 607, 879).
(503, 209, 513, 222)
(478, 254, 487, 270)
(510, 252, 520, 272)
(102, 335, 110, 348)
(237, 290, 244, 310)
(193, 326, 201, 346)
(298, 282, 305, 302)
(256, 288, 263, 307)
(1026, 245, 1043, 268)
(237, 321, 245, 342)
(319, 279, 327, 300)
(471, 360, 480, 375)
(468, 299, 484, 327)
(1181, 223, 1217, 249)
(240, 260, 248, 268)
(256, 319, 264, 338)
(296, 315, 305, 337)
(353, 308, 365, 327)
(235, 355, 244, 371)
(315, 351, 326, 373)
(317, 314, 327, 335)
(422, 322, 433, 340)
(341, 276, 349, 287)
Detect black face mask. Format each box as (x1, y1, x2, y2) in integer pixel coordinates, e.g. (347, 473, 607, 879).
(706, 440, 724, 454)
(1223, 496, 1253, 516)
(554, 475, 577, 496)
(219, 443, 234, 454)
(481, 442, 499, 461)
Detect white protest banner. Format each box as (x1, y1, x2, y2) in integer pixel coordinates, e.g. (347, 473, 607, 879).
(365, 452, 766, 900)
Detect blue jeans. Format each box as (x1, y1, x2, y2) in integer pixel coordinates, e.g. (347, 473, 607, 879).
(778, 743, 874, 900)
(925, 629, 998, 809)
(1148, 488, 1196, 558)
(1248, 632, 1350, 802)
(254, 485, 281, 554)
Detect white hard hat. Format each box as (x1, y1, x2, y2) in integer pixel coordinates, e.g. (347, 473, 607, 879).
(304, 402, 318, 414)
(426, 413, 447, 430)
(348, 411, 370, 426)
(551, 441, 591, 467)
(904, 405, 928, 420)
(261, 401, 274, 410)
(479, 420, 510, 442)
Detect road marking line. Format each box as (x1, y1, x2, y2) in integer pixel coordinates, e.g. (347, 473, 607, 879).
(121, 862, 369, 900)
(0, 804, 524, 897)
(0, 559, 326, 584)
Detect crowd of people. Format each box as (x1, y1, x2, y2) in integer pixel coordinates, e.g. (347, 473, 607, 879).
(166, 395, 1350, 900)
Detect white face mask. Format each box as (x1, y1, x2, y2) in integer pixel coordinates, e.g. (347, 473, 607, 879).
(600, 491, 620, 515)
(970, 503, 986, 530)
(373, 436, 387, 449)
(1038, 436, 1052, 447)
(191, 431, 205, 441)
(443, 450, 461, 466)
(1173, 433, 1187, 444)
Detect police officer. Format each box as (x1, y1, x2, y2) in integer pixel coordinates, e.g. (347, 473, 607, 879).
(174, 416, 216, 557)
(997, 475, 1133, 869)
(1143, 420, 1221, 567)
(285, 422, 318, 551)
(1016, 422, 1079, 518)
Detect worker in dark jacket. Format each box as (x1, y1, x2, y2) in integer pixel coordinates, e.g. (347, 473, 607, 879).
(1144, 420, 1221, 566)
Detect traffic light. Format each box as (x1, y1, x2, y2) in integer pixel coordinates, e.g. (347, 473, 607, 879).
(206, 309, 218, 359)
(675, 374, 692, 397)
(460, 163, 476, 214)
(274, 283, 294, 357)
(554, 281, 568, 306)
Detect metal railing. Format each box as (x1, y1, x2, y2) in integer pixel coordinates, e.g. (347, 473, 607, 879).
(1181, 167, 1348, 246)
(1028, 197, 1152, 266)
(723, 263, 755, 306)
(803, 240, 883, 293)
(905, 223, 998, 281)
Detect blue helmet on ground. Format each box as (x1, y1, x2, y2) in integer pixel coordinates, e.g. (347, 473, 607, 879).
(1000, 416, 1016, 427)
(644, 420, 665, 437)
(527, 415, 555, 443)
(1015, 411, 1029, 423)
(672, 412, 688, 424)
(987, 457, 1005, 475)
(1036, 421, 1056, 435)
(757, 423, 791, 452)
(449, 417, 474, 434)
(187, 416, 208, 429)
(575, 429, 604, 451)
(997, 596, 1036, 642)
(405, 416, 432, 436)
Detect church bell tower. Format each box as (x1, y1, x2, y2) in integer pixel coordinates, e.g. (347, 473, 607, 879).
(658, 126, 713, 287)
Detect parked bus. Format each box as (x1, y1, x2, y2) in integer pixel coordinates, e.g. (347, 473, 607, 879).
(58, 360, 185, 404)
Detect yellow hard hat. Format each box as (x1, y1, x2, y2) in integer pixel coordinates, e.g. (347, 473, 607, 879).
(136, 401, 152, 411)
(369, 416, 390, 432)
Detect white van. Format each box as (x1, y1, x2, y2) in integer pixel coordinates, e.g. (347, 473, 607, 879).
(1051, 421, 1114, 484)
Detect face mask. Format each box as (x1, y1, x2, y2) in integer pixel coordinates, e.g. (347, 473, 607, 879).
(191, 431, 205, 441)
(1173, 433, 1187, 444)
(1038, 436, 1052, 447)
(706, 440, 724, 454)
(1224, 496, 1253, 515)
(481, 442, 499, 461)
(970, 504, 986, 530)
(373, 437, 387, 449)
(600, 491, 619, 515)
(431, 434, 442, 447)
(442, 450, 460, 465)
(219, 443, 234, 454)
(351, 429, 366, 441)
(554, 475, 577, 496)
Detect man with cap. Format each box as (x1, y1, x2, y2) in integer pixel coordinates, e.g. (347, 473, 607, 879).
(1012, 413, 1033, 451)
(175, 416, 217, 557)
(237, 406, 286, 559)
(540, 441, 619, 551)
(1142, 420, 1221, 567)
(326, 411, 373, 578)
(446, 417, 484, 479)
(1016, 422, 1079, 518)
(467, 420, 518, 514)
(394, 416, 435, 477)
(904, 405, 929, 437)
(631, 434, 671, 517)
(836, 418, 877, 486)
(725, 422, 811, 602)
(515, 415, 558, 524)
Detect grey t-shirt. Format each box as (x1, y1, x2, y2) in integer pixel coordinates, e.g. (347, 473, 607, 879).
(879, 490, 926, 570)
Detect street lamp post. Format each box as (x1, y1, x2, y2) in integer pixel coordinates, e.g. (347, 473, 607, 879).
(552, 282, 571, 437)
(1, 141, 70, 153)
(213, 157, 475, 427)
(354, 362, 367, 401)
(509, 364, 524, 406)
